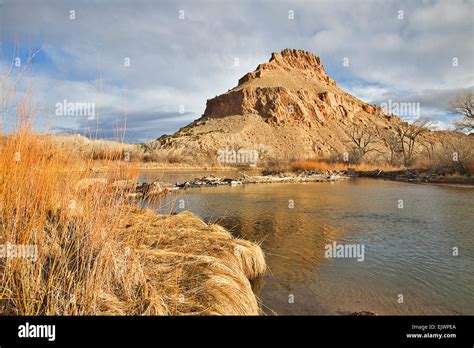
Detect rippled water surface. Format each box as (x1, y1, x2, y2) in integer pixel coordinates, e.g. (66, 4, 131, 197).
(140, 170, 474, 315)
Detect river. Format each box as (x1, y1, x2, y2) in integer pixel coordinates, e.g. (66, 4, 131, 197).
(139, 170, 474, 315)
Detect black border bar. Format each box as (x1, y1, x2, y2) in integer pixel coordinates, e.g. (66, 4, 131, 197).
(0, 315, 473, 346)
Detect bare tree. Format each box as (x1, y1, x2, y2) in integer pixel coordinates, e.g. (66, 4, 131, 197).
(393, 120, 432, 166)
(448, 91, 473, 131)
(380, 130, 403, 164)
(419, 137, 436, 161)
(344, 123, 381, 163)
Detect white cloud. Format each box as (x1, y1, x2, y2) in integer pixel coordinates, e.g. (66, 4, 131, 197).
(2, 0, 472, 141)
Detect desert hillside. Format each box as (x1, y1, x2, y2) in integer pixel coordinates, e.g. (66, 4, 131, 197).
(151, 48, 458, 163)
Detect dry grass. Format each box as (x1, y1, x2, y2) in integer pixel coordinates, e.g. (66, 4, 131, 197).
(289, 159, 401, 172)
(0, 100, 266, 315)
(115, 209, 266, 315)
(467, 161, 474, 176)
(49, 134, 144, 162)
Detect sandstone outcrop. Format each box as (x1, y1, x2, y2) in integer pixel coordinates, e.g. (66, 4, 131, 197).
(153, 49, 456, 163)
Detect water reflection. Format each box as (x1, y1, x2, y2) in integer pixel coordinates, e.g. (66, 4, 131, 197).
(145, 171, 474, 315)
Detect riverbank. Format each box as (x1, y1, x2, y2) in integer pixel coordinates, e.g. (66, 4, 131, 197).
(2, 175, 267, 315)
(75, 178, 267, 315)
(0, 132, 266, 316)
(87, 159, 474, 188)
(170, 170, 349, 188)
(357, 169, 474, 187)
(114, 206, 266, 315)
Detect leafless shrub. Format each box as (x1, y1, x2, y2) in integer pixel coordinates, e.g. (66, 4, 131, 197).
(379, 130, 404, 165)
(392, 120, 432, 166)
(432, 133, 474, 174)
(344, 123, 382, 163)
(448, 91, 473, 132)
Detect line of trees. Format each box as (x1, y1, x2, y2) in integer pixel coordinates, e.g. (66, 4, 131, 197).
(344, 120, 432, 166)
(343, 91, 473, 168)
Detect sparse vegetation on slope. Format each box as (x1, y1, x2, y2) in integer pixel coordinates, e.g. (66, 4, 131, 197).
(147, 49, 472, 174)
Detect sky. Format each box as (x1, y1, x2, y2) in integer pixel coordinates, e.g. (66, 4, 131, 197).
(1, 0, 473, 143)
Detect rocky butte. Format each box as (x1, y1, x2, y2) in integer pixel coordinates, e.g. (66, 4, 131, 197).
(153, 49, 444, 162)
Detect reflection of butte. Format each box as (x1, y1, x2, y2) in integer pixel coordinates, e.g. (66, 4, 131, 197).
(234, 186, 344, 281)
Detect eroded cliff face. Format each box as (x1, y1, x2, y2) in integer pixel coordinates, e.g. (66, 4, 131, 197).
(237, 48, 337, 87)
(203, 49, 383, 124)
(153, 49, 415, 161)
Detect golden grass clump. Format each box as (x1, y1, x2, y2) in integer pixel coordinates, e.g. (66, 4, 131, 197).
(114, 209, 267, 315)
(0, 101, 266, 316)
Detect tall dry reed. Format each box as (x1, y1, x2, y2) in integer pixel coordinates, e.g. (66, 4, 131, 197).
(0, 96, 161, 314)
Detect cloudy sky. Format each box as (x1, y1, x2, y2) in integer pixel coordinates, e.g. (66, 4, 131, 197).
(1, 0, 473, 142)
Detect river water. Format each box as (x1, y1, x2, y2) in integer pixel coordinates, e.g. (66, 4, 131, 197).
(139, 170, 474, 315)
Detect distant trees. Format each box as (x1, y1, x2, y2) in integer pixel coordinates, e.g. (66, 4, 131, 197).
(448, 91, 473, 131)
(344, 121, 434, 166)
